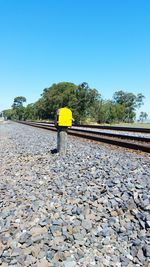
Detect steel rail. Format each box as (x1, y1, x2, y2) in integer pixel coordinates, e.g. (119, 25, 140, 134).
(73, 124, 150, 133)
(25, 121, 150, 134)
(70, 128, 150, 142)
(29, 121, 150, 133)
(21, 121, 150, 142)
(68, 130, 150, 153)
(17, 121, 150, 153)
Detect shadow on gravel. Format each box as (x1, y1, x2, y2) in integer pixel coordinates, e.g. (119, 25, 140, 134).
(50, 148, 58, 154)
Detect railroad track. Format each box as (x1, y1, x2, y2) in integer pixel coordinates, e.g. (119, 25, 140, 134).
(17, 121, 150, 153)
(73, 124, 150, 133)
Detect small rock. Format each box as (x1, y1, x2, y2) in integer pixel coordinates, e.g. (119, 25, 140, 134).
(81, 219, 92, 230)
(63, 260, 76, 267)
(30, 226, 48, 237)
(37, 258, 51, 267)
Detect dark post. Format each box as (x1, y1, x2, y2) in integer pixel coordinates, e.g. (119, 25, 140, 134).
(57, 127, 68, 155)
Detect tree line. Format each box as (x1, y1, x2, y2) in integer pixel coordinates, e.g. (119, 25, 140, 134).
(3, 82, 148, 124)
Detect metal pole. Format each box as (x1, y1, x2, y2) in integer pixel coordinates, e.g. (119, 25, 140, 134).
(57, 127, 68, 155)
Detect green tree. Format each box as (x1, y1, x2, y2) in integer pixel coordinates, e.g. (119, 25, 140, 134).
(74, 82, 101, 123)
(24, 104, 36, 120)
(139, 111, 148, 122)
(113, 91, 144, 122)
(93, 100, 126, 124)
(39, 82, 78, 119)
(36, 82, 101, 123)
(12, 96, 26, 109)
(12, 96, 26, 120)
(2, 109, 16, 120)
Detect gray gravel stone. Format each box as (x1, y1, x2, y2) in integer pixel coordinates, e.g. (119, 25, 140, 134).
(81, 219, 92, 230)
(0, 121, 150, 267)
(63, 260, 76, 267)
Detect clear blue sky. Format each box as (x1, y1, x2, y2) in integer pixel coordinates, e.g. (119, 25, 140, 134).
(0, 0, 150, 118)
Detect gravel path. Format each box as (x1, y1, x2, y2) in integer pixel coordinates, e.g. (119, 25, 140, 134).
(0, 121, 150, 267)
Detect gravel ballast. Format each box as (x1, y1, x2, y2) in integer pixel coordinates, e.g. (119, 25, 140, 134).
(0, 121, 150, 267)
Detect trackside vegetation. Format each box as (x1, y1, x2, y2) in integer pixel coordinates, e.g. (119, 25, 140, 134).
(3, 82, 147, 124)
